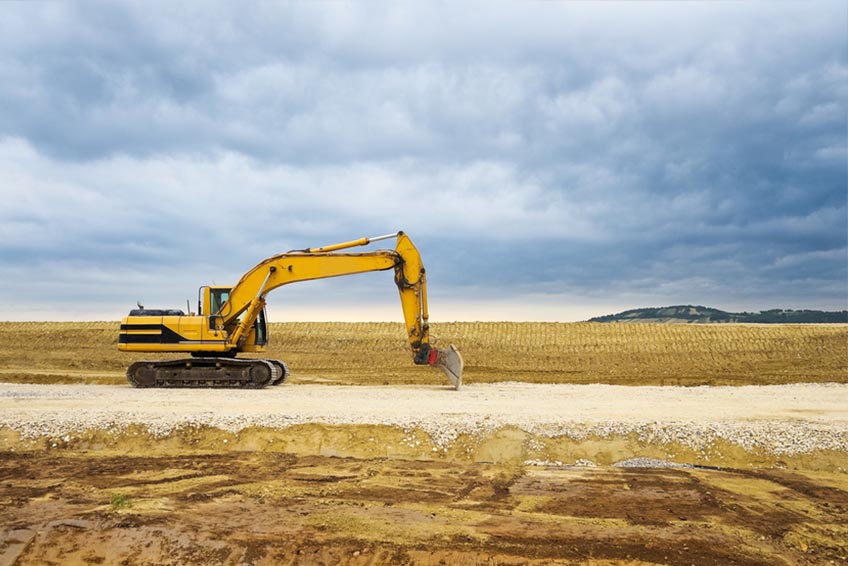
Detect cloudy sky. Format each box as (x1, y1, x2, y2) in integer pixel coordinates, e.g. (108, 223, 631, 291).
(0, 2, 845, 322)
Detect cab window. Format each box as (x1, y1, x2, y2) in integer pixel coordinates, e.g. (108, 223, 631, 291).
(211, 289, 230, 314)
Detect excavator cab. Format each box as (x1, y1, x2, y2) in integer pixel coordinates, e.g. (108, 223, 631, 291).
(199, 286, 267, 349)
(200, 286, 231, 317)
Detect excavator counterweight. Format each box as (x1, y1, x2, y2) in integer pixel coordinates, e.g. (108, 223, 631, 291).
(119, 232, 463, 389)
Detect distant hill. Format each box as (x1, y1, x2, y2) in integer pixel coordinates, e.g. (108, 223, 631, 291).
(588, 305, 848, 324)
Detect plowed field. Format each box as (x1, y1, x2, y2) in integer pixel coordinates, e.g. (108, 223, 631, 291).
(0, 321, 845, 386)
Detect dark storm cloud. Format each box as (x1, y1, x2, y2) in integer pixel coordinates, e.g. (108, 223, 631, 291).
(0, 1, 845, 319)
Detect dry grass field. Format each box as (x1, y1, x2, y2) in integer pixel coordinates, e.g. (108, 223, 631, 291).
(0, 321, 844, 386)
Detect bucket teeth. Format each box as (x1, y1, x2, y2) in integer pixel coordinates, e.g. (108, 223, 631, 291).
(434, 344, 463, 390)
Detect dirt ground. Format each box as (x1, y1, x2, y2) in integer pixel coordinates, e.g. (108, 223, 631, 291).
(1, 382, 846, 565)
(1, 450, 846, 566)
(1, 322, 846, 565)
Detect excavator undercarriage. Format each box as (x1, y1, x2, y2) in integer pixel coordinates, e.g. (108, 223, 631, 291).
(126, 358, 290, 389)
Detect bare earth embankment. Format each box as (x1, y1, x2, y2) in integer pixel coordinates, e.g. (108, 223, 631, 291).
(0, 322, 846, 565)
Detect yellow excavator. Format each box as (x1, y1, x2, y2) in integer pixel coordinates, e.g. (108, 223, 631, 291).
(118, 231, 463, 389)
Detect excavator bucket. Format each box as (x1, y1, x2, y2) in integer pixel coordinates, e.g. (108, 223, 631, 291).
(434, 345, 464, 390)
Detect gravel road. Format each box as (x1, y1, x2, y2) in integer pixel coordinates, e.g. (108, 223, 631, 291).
(1, 382, 847, 455)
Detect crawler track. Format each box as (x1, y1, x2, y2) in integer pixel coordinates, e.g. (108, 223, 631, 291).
(126, 357, 288, 389)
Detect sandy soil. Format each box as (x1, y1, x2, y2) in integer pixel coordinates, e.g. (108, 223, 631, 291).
(1, 382, 846, 459)
(1, 381, 846, 428)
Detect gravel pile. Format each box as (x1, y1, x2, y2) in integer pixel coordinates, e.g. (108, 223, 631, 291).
(0, 382, 846, 456)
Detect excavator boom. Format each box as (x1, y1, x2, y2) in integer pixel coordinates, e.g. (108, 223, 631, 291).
(119, 232, 463, 389)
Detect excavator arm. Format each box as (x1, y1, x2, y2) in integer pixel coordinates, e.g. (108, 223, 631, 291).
(216, 231, 462, 388)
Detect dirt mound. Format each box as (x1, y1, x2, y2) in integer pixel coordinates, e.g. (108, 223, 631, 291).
(2, 423, 846, 473)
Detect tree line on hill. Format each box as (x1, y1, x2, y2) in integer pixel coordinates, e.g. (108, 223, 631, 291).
(589, 305, 848, 324)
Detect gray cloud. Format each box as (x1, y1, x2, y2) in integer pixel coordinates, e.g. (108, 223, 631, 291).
(0, 1, 845, 320)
